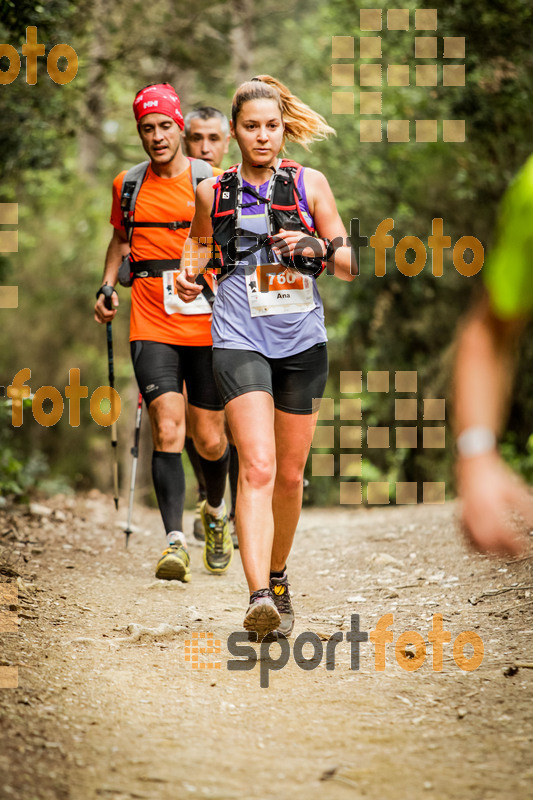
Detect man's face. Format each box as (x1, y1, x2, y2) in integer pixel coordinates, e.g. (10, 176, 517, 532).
(184, 117, 229, 168)
(138, 113, 183, 166)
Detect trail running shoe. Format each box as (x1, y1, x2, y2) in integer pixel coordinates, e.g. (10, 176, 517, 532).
(155, 543, 191, 582)
(243, 589, 281, 639)
(270, 571, 295, 637)
(193, 500, 205, 543)
(201, 500, 233, 574)
(229, 515, 239, 549)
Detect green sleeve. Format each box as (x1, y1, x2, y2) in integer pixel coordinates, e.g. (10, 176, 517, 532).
(484, 155, 533, 319)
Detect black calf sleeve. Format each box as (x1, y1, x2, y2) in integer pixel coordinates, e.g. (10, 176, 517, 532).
(152, 451, 185, 534)
(184, 436, 206, 500)
(198, 445, 230, 508)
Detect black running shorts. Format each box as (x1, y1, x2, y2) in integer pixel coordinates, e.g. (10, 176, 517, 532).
(212, 343, 328, 415)
(130, 341, 223, 410)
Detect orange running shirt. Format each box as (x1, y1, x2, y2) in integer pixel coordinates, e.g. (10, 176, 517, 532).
(110, 162, 221, 344)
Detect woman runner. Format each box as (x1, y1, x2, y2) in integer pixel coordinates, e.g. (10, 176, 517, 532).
(176, 75, 355, 638)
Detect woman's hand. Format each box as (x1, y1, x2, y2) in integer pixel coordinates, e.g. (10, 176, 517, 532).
(271, 228, 325, 263)
(175, 269, 204, 302)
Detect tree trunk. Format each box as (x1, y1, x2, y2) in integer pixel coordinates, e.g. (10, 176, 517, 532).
(78, 0, 107, 177)
(230, 0, 254, 86)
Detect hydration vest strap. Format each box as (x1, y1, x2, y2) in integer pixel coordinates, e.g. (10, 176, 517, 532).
(121, 158, 213, 240)
(189, 157, 214, 187)
(213, 168, 239, 219)
(197, 274, 215, 306)
(130, 258, 181, 278)
(127, 220, 191, 231)
(121, 161, 150, 242)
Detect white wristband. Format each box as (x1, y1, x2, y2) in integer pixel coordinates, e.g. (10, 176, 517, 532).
(456, 426, 496, 458)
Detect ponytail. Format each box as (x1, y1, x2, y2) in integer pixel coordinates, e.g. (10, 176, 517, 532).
(231, 74, 335, 149)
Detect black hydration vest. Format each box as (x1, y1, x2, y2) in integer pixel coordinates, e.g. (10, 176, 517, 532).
(210, 159, 326, 280)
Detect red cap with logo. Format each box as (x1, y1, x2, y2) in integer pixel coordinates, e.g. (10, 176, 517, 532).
(133, 83, 184, 130)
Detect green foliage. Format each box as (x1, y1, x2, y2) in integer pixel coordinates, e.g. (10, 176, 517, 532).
(500, 433, 533, 484)
(0, 399, 48, 499)
(0, 0, 531, 501)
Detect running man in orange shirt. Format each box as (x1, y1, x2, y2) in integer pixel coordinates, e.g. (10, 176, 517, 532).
(94, 84, 233, 582)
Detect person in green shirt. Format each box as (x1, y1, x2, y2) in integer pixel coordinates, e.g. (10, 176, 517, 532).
(454, 155, 533, 556)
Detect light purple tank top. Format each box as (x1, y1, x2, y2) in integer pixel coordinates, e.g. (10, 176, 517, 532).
(211, 165, 327, 358)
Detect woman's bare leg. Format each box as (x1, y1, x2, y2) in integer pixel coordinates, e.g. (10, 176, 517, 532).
(224, 391, 276, 592)
(271, 408, 318, 571)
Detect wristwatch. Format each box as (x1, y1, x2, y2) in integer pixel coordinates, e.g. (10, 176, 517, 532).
(456, 426, 496, 458)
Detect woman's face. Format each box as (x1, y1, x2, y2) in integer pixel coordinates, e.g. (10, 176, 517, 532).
(231, 98, 284, 167)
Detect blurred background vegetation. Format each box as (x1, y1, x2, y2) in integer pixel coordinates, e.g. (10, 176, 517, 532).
(0, 0, 532, 512)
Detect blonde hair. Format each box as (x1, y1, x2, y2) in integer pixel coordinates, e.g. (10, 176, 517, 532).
(231, 74, 335, 150)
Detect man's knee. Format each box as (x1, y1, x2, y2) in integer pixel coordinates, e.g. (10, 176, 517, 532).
(191, 412, 226, 459)
(194, 430, 227, 460)
(149, 398, 184, 450)
(152, 417, 182, 449)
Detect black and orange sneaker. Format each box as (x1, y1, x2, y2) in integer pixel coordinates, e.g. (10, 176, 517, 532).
(270, 572, 295, 636)
(243, 589, 280, 639)
(155, 543, 191, 582)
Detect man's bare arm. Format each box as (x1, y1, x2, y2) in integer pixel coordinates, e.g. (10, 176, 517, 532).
(94, 228, 129, 323)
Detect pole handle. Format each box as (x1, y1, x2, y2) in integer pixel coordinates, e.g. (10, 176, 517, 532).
(101, 284, 115, 311)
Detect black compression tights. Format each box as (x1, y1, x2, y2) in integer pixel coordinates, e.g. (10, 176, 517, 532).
(151, 451, 186, 534)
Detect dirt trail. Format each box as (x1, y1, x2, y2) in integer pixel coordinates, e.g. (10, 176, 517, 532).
(1, 492, 532, 800)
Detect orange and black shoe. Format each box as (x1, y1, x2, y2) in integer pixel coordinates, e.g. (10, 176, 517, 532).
(270, 571, 295, 637)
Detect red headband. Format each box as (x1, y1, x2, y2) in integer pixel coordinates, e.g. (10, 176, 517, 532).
(133, 83, 184, 130)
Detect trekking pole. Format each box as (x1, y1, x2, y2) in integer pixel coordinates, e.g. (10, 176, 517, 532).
(124, 392, 143, 548)
(101, 284, 120, 511)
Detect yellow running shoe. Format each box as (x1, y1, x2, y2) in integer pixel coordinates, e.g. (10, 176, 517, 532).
(155, 543, 191, 582)
(200, 500, 233, 575)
